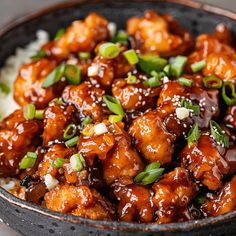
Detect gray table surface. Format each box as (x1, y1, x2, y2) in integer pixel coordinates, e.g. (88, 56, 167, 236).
(0, 0, 235, 235)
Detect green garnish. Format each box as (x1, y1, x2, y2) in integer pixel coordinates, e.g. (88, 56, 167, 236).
(65, 136, 79, 147)
(64, 64, 81, 85)
(19, 152, 37, 169)
(170, 56, 187, 77)
(191, 60, 206, 73)
(127, 75, 137, 84)
(202, 75, 222, 89)
(31, 50, 47, 61)
(210, 120, 229, 148)
(70, 153, 86, 172)
(78, 52, 91, 60)
(181, 99, 200, 116)
(178, 77, 193, 87)
(134, 162, 164, 185)
(123, 49, 139, 65)
(23, 104, 36, 120)
(108, 115, 123, 123)
(98, 42, 120, 59)
(54, 28, 66, 40)
(187, 124, 200, 147)
(63, 124, 77, 140)
(52, 158, 66, 168)
(222, 81, 236, 106)
(138, 54, 167, 74)
(82, 116, 93, 126)
(0, 82, 10, 94)
(110, 30, 128, 45)
(103, 95, 124, 117)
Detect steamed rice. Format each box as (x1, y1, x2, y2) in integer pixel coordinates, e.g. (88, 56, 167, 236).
(0, 30, 49, 197)
(0, 30, 49, 119)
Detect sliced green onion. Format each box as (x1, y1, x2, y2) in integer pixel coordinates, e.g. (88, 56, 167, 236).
(23, 104, 36, 120)
(110, 30, 128, 44)
(70, 153, 86, 172)
(31, 50, 47, 61)
(63, 124, 77, 140)
(134, 162, 164, 185)
(103, 95, 124, 116)
(222, 81, 236, 106)
(187, 123, 200, 147)
(123, 49, 139, 65)
(108, 114, 123, 123)
(34, 110, 44, 119)
(143, 76, 161, 87)
(0, 82, 10, 94)
(82, 116, 93, 126)
(54, 28, 66, 40)
(178, 77, 193, 87)
(52, 158, 66, 168)
(49, 98, 62, 105)
(42, 63, 65, 88)
(197, 195, 206, 204)
(202, 75, 222, 89)
(78, 52, 91, 60)
(163, 64, 171, 76)
(19, 152, 37, 169)
(170, 56, 187, 77)
(99, 42, 120, 59)
(138, 54, 167, 74)
(65, 136, 79, 147)
(127, 75, 137, 84)
(191, 60, 206, 73)
(64, 64, 81, 85)
(210, 120, 229, 148)
(181, 99, 200, 116)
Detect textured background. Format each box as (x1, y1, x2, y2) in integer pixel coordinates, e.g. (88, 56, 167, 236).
(0, 0, 235, 235)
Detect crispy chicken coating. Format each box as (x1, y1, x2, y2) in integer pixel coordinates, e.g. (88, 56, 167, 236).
(0, 110, 42, 177)
(129, 110, 175, 165)
(51, 13, 109, 58)
(42, 103, 76, 145)
(14, 58, 65, 109)
(62, 82, 107, 122)
(114, 184, 156, 223)
(45, 184, 115, 220)
(180, 133, 230, 190)
(127, 11, 193, 56)
(153, 167, 196, 224)
(203, 176, 236, 217)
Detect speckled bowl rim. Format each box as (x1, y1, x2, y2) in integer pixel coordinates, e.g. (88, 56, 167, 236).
(0, 0, 236, 233)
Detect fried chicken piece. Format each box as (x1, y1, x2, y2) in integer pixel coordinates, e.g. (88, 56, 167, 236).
(14, 58, 65, 109)
(52, 13, 109, 58)
(62, 82, 107, 122)
(127, 11, 193, 56)
(129, 110, 175, 165)
(78, 121, 144, 184)
(37, 144, 75, 181)
(0, 110, 42, 177)
(114, 184, 156, 223)
(42, 102, 76, 145)
(180, 133, 230, 190)
(153, 167, 196, 224)
(203, 176, 236, 217)
(45, 184, 115, 220)
(112, 77, 161, 111)
(88, 47, 132, 89)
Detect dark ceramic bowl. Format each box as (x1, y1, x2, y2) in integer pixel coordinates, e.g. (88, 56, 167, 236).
(0, 0, 236, 235)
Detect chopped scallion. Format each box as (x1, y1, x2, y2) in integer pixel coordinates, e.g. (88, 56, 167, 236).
(108, 115, 123, 123)
(163, 64, 171, 76)
(42, 63, 65, 88)
(19, 152, 37, 169)
(138, 54, 167, 74)
(202, 75, 222, 89)
(178, 77, 193, 87)
(222, 81, 236, 106)
(54, 28, 66, 40)
(181, 99, 200, 116)
(35, 110, 44, 119)
(98, 42, 120, 59)
(23, 104, 36, 120)
(65, 136, 79, 147)
(70, 153, 86, 172)
(31, 50, 47, 61)
(78, 52, 91, 60)
(170, 56, 187, 77)
(82, 116, 93, 126)
(63, 124, 77, 140)
(143, 76, 161, 87)
(187, 123, 200, 147)
(127, 75, 137, 84)
(110, 30, 128, 44)
(64, 64, 81, 85)
(52, 158, 66, 168)
(123, 49, 139, 65)
(103, 95, 124, 117)
(210, 120, 229, 148)
(0, 82, 10, 94)
(191, 60, 206, 73)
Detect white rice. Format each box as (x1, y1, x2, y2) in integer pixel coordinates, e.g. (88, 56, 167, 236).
(0, 30, 49, 120)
